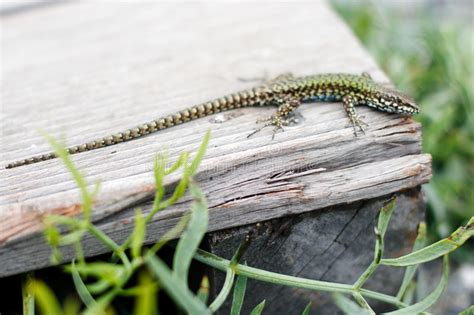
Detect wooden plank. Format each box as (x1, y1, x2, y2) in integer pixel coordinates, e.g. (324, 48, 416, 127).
(0, 2, 431, 276)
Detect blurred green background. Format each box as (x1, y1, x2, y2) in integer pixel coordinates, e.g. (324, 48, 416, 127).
(331, 0, 473, 261)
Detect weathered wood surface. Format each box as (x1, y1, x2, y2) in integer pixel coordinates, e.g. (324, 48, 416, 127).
(0, 2, 431, 277)
(209, 189, 425, 314)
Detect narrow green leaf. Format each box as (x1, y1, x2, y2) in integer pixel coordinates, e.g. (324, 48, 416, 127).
(377, 197, 396, 238)
(160, 161, 190, 209)
(396, 223, 427, 299)
(118, 154, 169, 256)
(87, 225, 131, 268)
(70, 260, 95, 307)
(148, 214, 191, 256)
(173, 182, 208, 283)
(70, 261, 96, 307)
(22, 273, 35, 315)
(301, 302, 312, 315)
(460, 305, 474, 315)
(166, 151, 188, 175)
(86, 279, 111, 295)
(250, 300, 266, 315)
(58, 230, 86, 246)
(188, 129, 211, 176)
(146, 255, 210, 315)
(133, 271, 157, 315)
(43, 224, 60, 247)
(382, 218, 473, 266)
(43, 132, 93, 221)
(333, 293, 368, 315)
(230, 275, 248, 315)
(401, 281, 416, 305)
(65, 262, 125, 286)
(43, 215, 81, 227)
(352, 292, 375, 315)
(384, 255, 449, 315)
(27, 280, 62, 315)
(197, 276, 209, 304)
(43, 222, 63, 264)
(131, 208, 146, 259)
(152, 152, 169, 207)
(210, 267, 236, 312)
(83, 289, 118, 315)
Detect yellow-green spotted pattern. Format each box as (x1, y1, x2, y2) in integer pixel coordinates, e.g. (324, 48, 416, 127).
(5, 73, 419, 169)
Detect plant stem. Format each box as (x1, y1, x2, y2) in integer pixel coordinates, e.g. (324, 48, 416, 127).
(194, 249, 406, 308)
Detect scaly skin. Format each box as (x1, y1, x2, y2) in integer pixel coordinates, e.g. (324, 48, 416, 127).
(5, 72, 419, 169)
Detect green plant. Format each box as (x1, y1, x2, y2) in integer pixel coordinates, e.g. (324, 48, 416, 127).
(331, 0, 474, 258)
(23, 131, 473, 314)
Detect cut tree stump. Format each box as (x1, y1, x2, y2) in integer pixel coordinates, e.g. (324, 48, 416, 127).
(0, 2, 431, 313)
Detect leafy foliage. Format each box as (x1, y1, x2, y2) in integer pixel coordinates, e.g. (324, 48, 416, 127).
(23, 131, 472, 314)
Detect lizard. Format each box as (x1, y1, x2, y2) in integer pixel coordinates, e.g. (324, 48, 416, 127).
(5, 72, 419, 169)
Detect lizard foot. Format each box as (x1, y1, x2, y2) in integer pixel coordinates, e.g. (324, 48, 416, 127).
(247, 115, 288, 139)
(350, 115, 368, 136)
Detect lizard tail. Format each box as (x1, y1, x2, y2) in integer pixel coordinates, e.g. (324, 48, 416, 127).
(5, 90, 258, 169)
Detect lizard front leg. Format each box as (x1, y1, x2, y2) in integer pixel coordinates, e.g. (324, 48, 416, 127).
(247, 96, 301, 139)
(342, 94, 368, 136)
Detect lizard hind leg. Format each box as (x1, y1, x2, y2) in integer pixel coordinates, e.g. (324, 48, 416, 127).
(247, 96, 301, 140)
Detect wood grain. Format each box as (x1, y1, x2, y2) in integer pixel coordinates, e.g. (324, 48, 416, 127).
(0, 2, 431, 277)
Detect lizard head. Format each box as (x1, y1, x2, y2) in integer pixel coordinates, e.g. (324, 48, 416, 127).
(367, 85, 420, 115)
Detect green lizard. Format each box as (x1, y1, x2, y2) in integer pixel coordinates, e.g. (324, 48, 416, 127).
(5, 72, 419, 169)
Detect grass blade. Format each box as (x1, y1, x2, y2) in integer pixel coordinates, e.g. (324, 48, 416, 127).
(70, 261, 96, 307)
(301, 302, 312, 315)
(354, 199, 396, 289)
(384, 255, 449, 315)
(42, 133, 93, 221)
(133, 271, 158, 315)
(210, 267, 236, 312)
(27, 280, 62, 315)
(401, 281, 416, 305)
(382, 217, 473, 266)
(250, 300, 266, 315)
(352, 292, 375, 315)
(131, 208, 146, 259)
(22, 273, 35, 315)
(230, 275, 248, 315)
(165, 151, 188, 175)
(173, 182, 208, 283)
(333, 293, 368, 315)
(396, 223, 427, 299)
(211, 237, 250, 312)
(189, 129, 211, 176)
(377, 198, 396, 238)
(146, 255, 210, 315)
